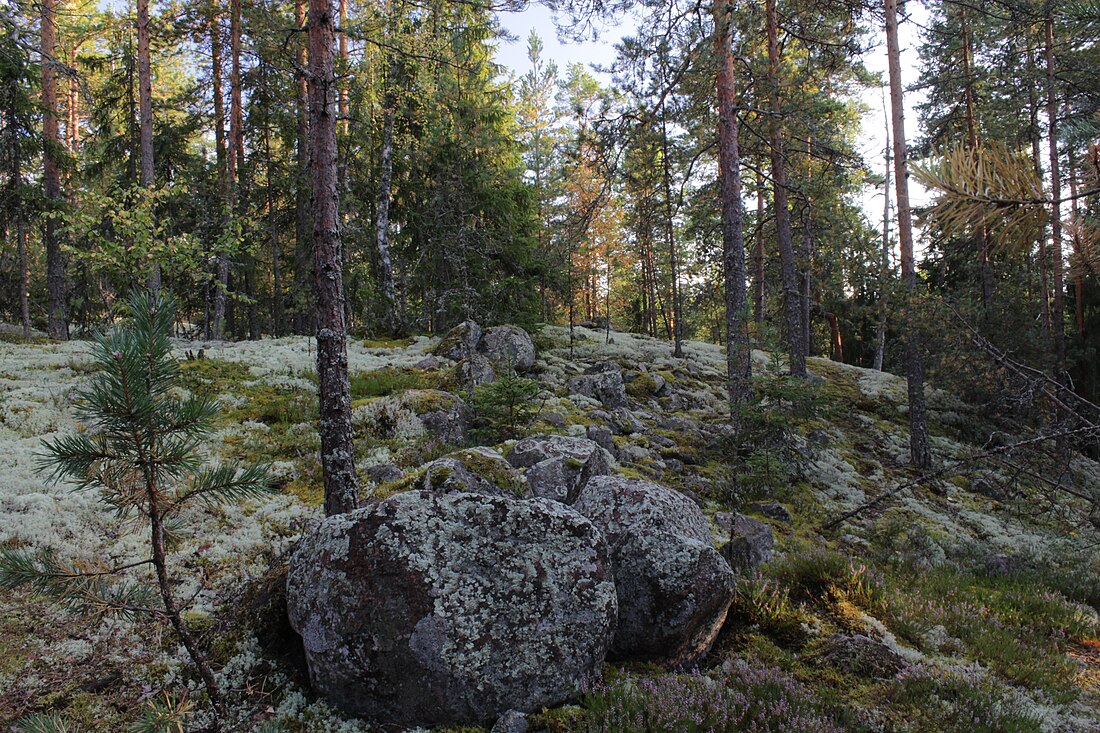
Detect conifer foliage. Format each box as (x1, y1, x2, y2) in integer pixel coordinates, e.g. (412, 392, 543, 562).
(0, 291, 272, 729)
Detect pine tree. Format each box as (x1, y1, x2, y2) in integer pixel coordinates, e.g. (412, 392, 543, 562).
(0, 291, 272, 730)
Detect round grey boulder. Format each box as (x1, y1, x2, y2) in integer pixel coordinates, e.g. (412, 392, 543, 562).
(506, 435, 610, 469)
(286, 491, 618, 727)
(480, 325, 536, 372)
(415, 447, 528, 497)
(566, 370, 627, 410)
(573, 476, 735, 667)
(401, 389, 472, 444)
(433, 320, 483, 361)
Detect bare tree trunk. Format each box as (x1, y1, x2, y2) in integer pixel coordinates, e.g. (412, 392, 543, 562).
(886, 0, 932, 470)
(309, 0, 359, 515)
(137, 0, 158, 293)
(210, 3, 230, 339)
(766, 0, 805, 377)
(753, 172, 765, 324)
(714, 0, 751, 412)
(873, 94, 891, 372)
(1026, 38, 1051, 335)
(661, 111, 683, 357)
(1043, 13, 1066, 373)
(374, 60, 399, 335)
(266, 124, 284, 336)
(294, 0, 313, 335)
(959, 8, 993, 312)
(17, 211, 30, 338)
(67, 45, 79, 152)
(42, 0, 67, 339)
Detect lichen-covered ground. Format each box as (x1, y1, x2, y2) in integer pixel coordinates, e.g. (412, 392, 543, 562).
(1, 326, 1099, 732)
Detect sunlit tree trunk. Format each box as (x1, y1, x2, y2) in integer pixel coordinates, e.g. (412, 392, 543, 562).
(886, 0, 932, 470)
(138, 0, 158, 293)
(714, 0, 751, 412)
(766, 0, 805, 377)
(42, 0, 67, 339)
(309, 0, 359, 515)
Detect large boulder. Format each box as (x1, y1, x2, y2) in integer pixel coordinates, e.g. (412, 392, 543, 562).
(506, 435, 611, 469)
(573, 476, 735, 667)
(287, 491, 618, 726)
(415, 447, 528, 497)
(454, 354, 497, 389)
(432, 320, 483, 362)
(481, 325, 536, 373)
(716, 512, 775, 570)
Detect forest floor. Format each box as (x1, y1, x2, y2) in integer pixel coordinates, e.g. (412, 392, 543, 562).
(1, 324, 1099, 732)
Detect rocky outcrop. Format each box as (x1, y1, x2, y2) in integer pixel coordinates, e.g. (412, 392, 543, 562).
(433, 320, 483, 362)
(572, 476, 735, 667)
(506, 435, 614, 504)
(567, 363, 628, 410)
(481, 325, 536, 373)
(286, 491, 618, 727)
(415, 447, 527, 497)
(402, 389, 472, 444)
(455, 354, 497, 389)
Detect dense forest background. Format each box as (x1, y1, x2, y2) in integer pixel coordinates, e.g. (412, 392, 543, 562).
(1, 0, 1098, 410)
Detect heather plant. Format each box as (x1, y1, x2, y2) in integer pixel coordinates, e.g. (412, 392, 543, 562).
(0, 291, 272, 731)
(583, 667, 843, 733)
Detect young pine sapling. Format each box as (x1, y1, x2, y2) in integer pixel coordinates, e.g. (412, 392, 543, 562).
(0, 291, 271, 730)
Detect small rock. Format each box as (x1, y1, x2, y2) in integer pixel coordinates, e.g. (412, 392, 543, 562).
(567, 369, 628, 410)
(970, 473, 1008, 501)
(585, 425, 617, 455)
(542, 412, 567, 428)
(365, 462, 404, 484)
(506, 434, 610, 469)
(491, 710, 529, 733)
(812, 634, 906, 678)
(455, 354, 496, 388)
(414, 355, 443, 370)
(983, 553, 1025, 577)
(403, 389, 473, 444)
(415, 447, 527, 497)
(749, 502, 792, 523)
(719, 514, 775, 570)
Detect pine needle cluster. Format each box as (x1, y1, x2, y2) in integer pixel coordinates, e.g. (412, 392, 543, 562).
(0, 291, 272, 731)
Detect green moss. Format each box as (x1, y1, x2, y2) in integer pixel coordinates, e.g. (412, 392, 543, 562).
(362, 336, 416, 349)
(625, 373, 658, 400)
(404, 389, 457, 414)
(448, 448, 526, 496)
(350, 367, 436, 399)
(177, 357, 253, 393)
(528, 705, 587, 732)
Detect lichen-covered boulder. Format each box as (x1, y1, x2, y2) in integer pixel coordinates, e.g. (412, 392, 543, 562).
(566, 369, 628, 410)
(610, 530, 736, 666)
(286, 491, 618, 726)
(507, 436, 614, 505)
(572, 476, 713, 543)
(415, 447, 528, 497)
(401, 389, 472, 444)
(433, 320, 483, 361)
(506, 435, 610, 469)
(573, 476, 735, 667)
(480, 325, 536, 373)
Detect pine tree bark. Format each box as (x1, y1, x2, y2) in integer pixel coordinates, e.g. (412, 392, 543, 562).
(42, 0, 67, 339)
(294, 0, 313, 335)
(753, 173, 765, 324)
(714, 0, 751, 412)
(661, 111, 683, 357)
(1026, 38, 1051, 335)
(309, 0, 359, 516)
(766, 0, 805, 377)
(138, 0, 158, 293)
(886, 0, 932, 470)
(1043, 13, 1066, 372)
(873, 102, 891, 372)
(210, 3, 230, 339)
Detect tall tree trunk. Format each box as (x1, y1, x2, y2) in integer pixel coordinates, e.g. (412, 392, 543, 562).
(18, 216, 30, 338)
(959, 8, 993, 312)
(210, 3, 230, 339)
(138, 0, 158, 293)
(266, 124, 284, 336)
(886, 0, 932, 470)
(67, 45, 79, 152)
(374, 59, 399, 335)
(309, 0, 359, 515)
(1069, 170, 1086, 339)
(714, 0, 751, 412)
(661, 111, 683, 357)
(753, 172, 765, 324)
(1043, 13, 1066, 372)
(766, 0, 805, 377)
(42, 0, 67, 339)
(873, 94, 891, 372)
(294, 0, 313, 335)
(1026, 37, 1051, 335)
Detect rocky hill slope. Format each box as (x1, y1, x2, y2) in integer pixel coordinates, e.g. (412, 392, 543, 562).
(1, 324, 1098, 732)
